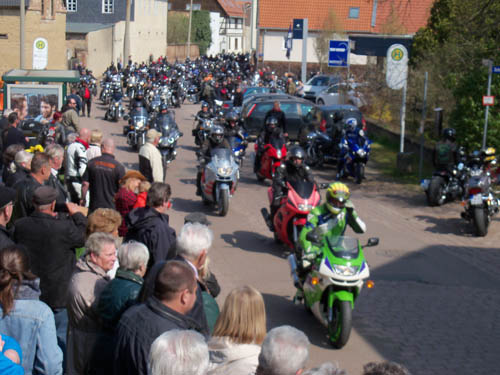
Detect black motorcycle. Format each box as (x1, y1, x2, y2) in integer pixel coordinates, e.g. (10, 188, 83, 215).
(304, 130, 339, 167)
(155, 112, 183, 166)
(124, 107, 149, 150)
(460, 151, 499, 236)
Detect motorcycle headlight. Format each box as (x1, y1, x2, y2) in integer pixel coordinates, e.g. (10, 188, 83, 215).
(168, 137, 175, 144)
(333, 264, 359, 276)
(298, 203, 313, 211)
(115, 102, 119, 107)
(136, 120, 144, 129)
(217, 167, 233, 176)
(357, 149, 366, 157)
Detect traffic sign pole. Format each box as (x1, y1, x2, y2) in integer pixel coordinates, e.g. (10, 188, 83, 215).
(301, 18, 308, 83)
(483, 61, 493, 149)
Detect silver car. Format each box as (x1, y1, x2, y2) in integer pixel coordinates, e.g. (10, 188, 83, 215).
(302, 75, 340, 102)
(315, 82, 367, 108)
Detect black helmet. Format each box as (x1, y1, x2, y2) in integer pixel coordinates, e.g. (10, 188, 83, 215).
(266, 117, 278, 130)
(287, 145, 306, 168)
(442, 128, 456, 142)
(210, 125, 225, 144)
(225, 111, 238, 126)
(160, 103, 168, 113)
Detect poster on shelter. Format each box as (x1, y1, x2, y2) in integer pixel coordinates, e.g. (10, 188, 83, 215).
(6, 84, 62, 123)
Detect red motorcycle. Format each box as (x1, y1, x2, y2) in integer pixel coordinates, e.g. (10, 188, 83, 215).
(261, 180, 321, 250)
(255, 136, 287, 182)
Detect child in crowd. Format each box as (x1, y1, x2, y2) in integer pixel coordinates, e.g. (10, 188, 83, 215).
(133, 180, 151, 209)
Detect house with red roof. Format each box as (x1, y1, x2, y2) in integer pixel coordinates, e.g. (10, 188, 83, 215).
(257, 0, 434, 63)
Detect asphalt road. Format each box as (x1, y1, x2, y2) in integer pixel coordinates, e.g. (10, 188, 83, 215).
(83, 99, 500, 375)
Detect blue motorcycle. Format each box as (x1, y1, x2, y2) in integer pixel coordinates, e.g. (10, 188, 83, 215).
(227, 132, 248, 167)
(337, 128, 371, 184)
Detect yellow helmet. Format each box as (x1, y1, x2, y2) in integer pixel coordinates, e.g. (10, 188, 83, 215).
(484, 147, 496, 163)
(325, 182, 350, 214)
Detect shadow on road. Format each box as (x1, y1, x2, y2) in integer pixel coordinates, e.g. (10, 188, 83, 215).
(262, 293, 333, 349)
(220, 231, 285, 257)
(179, 144, 198, 152)
(414, 215, 472, 236)
(171, 197, 206, 215)
(355, 244, 500, 375)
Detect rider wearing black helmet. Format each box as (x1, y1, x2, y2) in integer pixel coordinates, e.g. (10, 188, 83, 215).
(196, 102, 213, 121)
(268, 145, 315, 230)
(196, 125, 231, 196)
(130, 89, 150, 111)
(253, 116, 284, 173)
(224, 111, 246, 140)
(434, 127, 458, 171)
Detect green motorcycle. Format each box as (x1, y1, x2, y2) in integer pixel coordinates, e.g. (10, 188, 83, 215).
(288, 234, 379, 348)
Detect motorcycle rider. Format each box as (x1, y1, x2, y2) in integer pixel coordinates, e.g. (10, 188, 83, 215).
(196, 125, 231, 196)
(223, 111, 246, 141)
(433, 127, 458, 172)
(264, 101, 287, 135)
(253, 117, 285, 173)
(297, 182, 366, 290)
(268, 146, 315, 230)
(336, 117, 360, 180)
(130, 89, 150, 112)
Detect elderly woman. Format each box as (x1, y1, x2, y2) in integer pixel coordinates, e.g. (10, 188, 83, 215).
(97, 241, 149, 328)
(208, 286, 266, 375)
(0, 245, 63, 374)
(86, 208, 122, 238)
(114, 171, 146, 237)
(66, 232, 117, 375)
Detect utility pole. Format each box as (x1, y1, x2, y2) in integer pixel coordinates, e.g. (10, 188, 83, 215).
(124, 0, 131, 66)
(482, 59, 493, 149)
(165, 1, 168, 57)
(187, 0, 193, 59)
(20, 0, 25, 68)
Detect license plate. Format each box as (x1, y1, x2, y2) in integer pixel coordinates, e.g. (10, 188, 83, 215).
(471, 194, 483, 205)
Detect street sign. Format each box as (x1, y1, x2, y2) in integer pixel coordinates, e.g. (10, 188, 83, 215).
(328, 40, 349, 67)
(493, 66, 500, 74)
(33, 37, 48, 70)
(483, 95, 495, 106)
(293, 19, 303, 39)
(386, 44, 408, 90)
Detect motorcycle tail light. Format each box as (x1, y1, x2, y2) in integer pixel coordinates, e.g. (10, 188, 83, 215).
(362, 117, 367, 132)
(320, 118, 327, 133)
(469, 187, 481, 195)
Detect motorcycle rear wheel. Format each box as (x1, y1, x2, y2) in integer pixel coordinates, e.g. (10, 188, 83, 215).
(306, 145, 322, 167)
(328, 300, 352, 349)
(218, 189, 230, 216)
(473, 207, 489, 237)
(427, 176, 445, 206)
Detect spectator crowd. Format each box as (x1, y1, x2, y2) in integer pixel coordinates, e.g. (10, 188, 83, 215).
(0, 102, 411, 375)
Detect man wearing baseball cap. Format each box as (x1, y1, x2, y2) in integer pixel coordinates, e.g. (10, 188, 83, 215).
(139, 129, 164, 183)
(0, 185, 16, 250)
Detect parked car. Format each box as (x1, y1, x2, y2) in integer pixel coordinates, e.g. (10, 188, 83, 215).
(240, 94, 316, 140)
(301, 75, 341, 102)
(315, 82, 368, 108)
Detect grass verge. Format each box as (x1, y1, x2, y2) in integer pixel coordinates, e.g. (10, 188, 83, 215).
(369, 133, 434, 186)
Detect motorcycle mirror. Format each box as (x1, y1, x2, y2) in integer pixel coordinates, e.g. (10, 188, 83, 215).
(365, 237, 379, 247)
(306, 232, 321, 244)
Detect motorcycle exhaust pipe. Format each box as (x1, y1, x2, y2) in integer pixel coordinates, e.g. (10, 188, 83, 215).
(287, 254, 302, 289)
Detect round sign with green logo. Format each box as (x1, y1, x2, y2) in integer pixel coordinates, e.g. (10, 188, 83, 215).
(391, 48, 404, 62)
(36, 40, 46, 50)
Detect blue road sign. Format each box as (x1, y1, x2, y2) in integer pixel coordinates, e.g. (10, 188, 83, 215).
(493, 66, 500, 74)
(328, 40, 349, 67)
(293, 19, 303, 39)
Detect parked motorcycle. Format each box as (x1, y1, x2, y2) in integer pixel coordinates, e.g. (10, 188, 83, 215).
(460, 151, 499, 236)
(254, 136, 287, 182)
(305, 130, 338, 167)
(337, 129, 371, 184)
(288, 235, 379, 348)
(261, 180, 321, 249)
(124, 107, 149, 150)
(156, 113, 183, 166)
(199, 148, 240, 216)
(421, 164, 467, 206)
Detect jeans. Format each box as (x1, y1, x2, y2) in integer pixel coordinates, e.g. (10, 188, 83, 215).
(54, 308, 68, 372)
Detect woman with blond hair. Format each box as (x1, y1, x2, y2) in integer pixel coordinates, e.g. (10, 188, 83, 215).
(208, 285, 266, 375)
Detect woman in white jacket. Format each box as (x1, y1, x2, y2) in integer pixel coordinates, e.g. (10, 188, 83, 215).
(208, 286, 267, 375)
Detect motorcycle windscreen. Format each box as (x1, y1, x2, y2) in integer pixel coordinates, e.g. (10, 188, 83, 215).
(131, 107, 149, 118)
(288, 180, 314, 199)
(269, 136, 285, 150)
(210, 148, 234, 163)
(325, 235, 359, 260)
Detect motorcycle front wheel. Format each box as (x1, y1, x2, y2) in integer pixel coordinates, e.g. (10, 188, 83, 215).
(473, 207, 489, 236)
(355, 162, 365, 184)
(218, 189, 230, 216)
(306, 144, 322, 167)
(328, 300, 352, 349)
